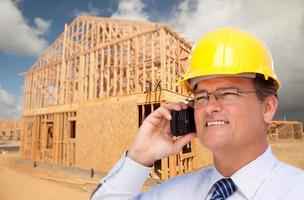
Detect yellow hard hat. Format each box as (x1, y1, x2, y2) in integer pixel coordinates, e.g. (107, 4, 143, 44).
(179, 27, 281, 91)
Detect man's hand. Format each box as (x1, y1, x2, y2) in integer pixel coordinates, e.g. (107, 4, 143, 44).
(127, 102, 197, 167)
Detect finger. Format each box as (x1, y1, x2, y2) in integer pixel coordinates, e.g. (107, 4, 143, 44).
(144, 102, 187, 124)
(157, 107, 173, 120)
(146, 106, 172, 122)
(152, 104, 183, 120)
(175, 101, 188, 110)
(172, 133, 197, 154)
(162, 103, 183, 112)
(186, 100, 194, 108)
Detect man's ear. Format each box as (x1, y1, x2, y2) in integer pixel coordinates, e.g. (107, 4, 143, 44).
(263, 95, 278, 123)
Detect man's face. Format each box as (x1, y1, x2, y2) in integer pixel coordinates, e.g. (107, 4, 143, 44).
(194, 77, 268, 152)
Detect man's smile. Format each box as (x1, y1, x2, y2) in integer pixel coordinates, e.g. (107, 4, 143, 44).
(205, 120, 229, 127)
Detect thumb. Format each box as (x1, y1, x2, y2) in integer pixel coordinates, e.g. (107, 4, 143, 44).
(172, 133, 197, 154)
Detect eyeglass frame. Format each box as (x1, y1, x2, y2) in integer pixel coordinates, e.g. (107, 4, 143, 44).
(189, 87, 257, 107)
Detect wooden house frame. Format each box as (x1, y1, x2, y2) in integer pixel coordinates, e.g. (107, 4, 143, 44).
(21, 16, 213, 180)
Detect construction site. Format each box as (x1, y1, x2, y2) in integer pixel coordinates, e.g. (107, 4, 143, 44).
(17, 16, 304, 179)
(1, 16, 304, 200)
(20, 16, 207, 180)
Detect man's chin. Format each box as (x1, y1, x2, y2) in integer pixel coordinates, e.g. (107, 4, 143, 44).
(199, 136, 230, 152)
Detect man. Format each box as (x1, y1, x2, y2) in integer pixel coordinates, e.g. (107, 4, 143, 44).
(91, 27, 304, 200)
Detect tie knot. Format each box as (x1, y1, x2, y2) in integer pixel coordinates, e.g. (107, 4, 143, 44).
(210, 178, 237, 200)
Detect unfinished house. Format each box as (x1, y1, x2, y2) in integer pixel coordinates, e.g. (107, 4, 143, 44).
(268, 120, 304, 141)
(0, 120, 22, 141)
(21, 16, 213, 180)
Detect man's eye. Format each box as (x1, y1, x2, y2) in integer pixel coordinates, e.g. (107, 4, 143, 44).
(220, 92, 238, 98)
(196, 95, 208, 101)
(223, 92, 237, 95)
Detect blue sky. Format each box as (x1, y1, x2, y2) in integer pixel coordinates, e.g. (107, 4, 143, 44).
(0, 0, 304, 123)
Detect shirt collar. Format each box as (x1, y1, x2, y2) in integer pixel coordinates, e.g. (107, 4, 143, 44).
(231, 145, 277, 199)
(206, 146, 277, 199)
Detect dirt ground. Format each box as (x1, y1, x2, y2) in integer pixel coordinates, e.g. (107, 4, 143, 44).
(0, 139, 304, 200)
(0, 153, 93, 200)
(269, 139, 304, 168)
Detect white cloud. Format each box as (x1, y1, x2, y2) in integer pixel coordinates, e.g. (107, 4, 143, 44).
(0, 84, 22, 120)
(73, 2, 102, 17)
(0, 0, 51, 55)
(111, 0, 149, 21)
(34, 17, 52, 36)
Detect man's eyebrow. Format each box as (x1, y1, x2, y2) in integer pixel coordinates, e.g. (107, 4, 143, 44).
(194, 89, 208, 94)
(195, 87, 238, 93)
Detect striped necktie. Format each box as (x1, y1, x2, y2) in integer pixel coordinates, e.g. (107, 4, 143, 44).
(210, 178, 237, 200)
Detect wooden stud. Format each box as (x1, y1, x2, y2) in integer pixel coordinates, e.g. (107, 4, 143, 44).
(161, 157, 169, 180)
(151, 33, 155, 91)
(135, 36, 139, 92)
(142, 36, 146, 92)
(113, 44, 117, 96)
(119, 42, 123, 95)
(89, 51, 95, 99)
(107, 45, 110, 97)
(127, 40, 130, 93)
(100, 49, 104, 98)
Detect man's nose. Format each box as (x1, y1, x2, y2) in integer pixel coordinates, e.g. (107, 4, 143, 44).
(204, 94, 223, 114)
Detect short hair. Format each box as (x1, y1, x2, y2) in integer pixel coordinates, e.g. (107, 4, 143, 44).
(253, 74, 278, 102)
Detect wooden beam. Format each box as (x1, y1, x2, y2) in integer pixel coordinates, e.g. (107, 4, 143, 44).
(100, 49, 104, 98)
(151, 33, 155, 91)
(59, 24, 68, 104)
(142, 36, 146, 92)
(119, 43, 123, 95)
(107, 46, 110, 97)
(113, 44, 117, 96)
(127, 40, 130, 93)
(161, 157, 169, 180)
(135, 36, 139, 92)
(89, 51, 95, 99)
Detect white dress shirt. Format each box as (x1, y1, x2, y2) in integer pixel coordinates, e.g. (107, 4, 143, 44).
(90, 146, 304, 200)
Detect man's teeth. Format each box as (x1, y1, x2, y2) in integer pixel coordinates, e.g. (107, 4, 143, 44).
(206, 121, 228, 126)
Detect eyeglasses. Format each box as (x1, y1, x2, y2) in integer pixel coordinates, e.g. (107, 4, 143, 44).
(191, 88, 256, 107)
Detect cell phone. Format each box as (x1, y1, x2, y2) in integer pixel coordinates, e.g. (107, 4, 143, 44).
(170, 107, 196, 136)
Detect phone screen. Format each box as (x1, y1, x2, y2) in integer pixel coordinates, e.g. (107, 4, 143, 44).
(170, 107, 196, 136)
